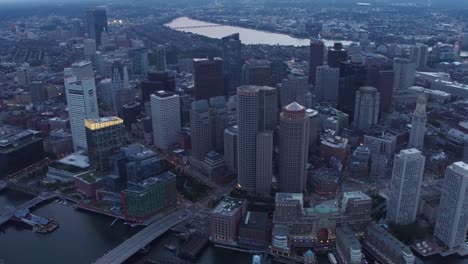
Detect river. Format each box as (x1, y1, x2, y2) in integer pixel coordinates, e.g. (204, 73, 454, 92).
(165, 17, 353, 47)
(1, 190, 466, 264)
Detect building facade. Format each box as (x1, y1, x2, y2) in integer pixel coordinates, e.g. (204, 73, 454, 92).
(210, 197, 247, 245)
(85, 117, 126, 173)
(237, 86, 278, 193)
(279, 102, 309, 193)
(434, 161, 468, 251)
(353, 86, 380, 130)
(150, 91, 181, 149)
(408, 93, 427, 150)
(387, 149, 425, 224)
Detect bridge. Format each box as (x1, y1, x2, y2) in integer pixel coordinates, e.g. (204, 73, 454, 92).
(8, 158, 50, 182)
(0, 192, 58, 226)
(171, 24, 226, 30)
(94, 209, 190, 264)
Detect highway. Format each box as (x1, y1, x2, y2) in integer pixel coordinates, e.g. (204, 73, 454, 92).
(94, 209, 190, 264)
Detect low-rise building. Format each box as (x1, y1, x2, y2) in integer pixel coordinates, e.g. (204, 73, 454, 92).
(239, 211, 271, 249)
(319, 136, 349, 164)
(47, 152, 90, 183)
(210, 197, 246, 246)
(335, 225, 363, 264)
(364, 224, 415, 264)
(311, 168, 340, 195)
(0, 127, 45, 177)
(121, 171, 177, 221)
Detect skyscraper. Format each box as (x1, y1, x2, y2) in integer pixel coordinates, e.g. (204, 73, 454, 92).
(150, 91, 181, 150)
(337, 61, 367, 119)
(190, 100, 212, 161)
(193, 58, 225, 100)
(256, 131, 274, 196)
(85, 117, 126, 173)
(110, 60, 131, 115)
(222, 33, 242, 94)
(377, 70, 394, 113)
(353, 86, 380, 130)
(279, 102, 309, 193)
(328, 43, 348, 68)
(141, 71, 176, 104)
(237, 86, 278, 193)
(387, 149, 425, 224)
(65, 65, 99, 151)
(224, 125, 238, 174)
(155, 45, 167, 71)
(393, 58, 416, 91)
(434, 161, 468, 251)
(306, 109, 320, 148)
(315, 65, 340, 103)
(408, 93, 427, 150)
(130, 47, 149, 77)
(85, 7, 108, 47)
(71, 60, 94, 80)
(278, 73, 308, 107)
(409, 44, 428, 69)
(209, 96, 228, 153)
(83, 38, 96, 57)
(243, 59, 272, 86)
(308, 39, 324, 84)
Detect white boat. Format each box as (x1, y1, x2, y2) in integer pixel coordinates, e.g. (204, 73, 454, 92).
(327, 252, 337, 264)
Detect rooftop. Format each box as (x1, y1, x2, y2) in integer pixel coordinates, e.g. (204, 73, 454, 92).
(72, 60, 92, 67)
(237, 85, 276, 94)
(212, 197, 245, 216)
(84, 116, 123, 131)
(275, 193, 303, 203)
(336, 225, 361, 251)
(368, 224, 413, 256)
(305, 203, 339, 215)
(240, 211, 269, 230)
(56, 152, 89, 169)
(125, 171, 176, 193)
(284, 102, 305, 112)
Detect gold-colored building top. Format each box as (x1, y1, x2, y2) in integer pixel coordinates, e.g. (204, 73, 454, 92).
(84, 117, 124, 131)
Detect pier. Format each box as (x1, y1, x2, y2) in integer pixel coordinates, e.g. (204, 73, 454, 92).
(0, 192, 57, 226)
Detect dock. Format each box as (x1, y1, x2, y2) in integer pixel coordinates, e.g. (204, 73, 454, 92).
(0, 192, 58, 226)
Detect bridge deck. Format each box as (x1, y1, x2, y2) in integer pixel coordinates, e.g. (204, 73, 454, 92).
(94, 209, 189, 264)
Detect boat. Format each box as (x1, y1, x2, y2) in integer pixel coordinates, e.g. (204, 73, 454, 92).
(11, 209, 59, 234)
(327, 252, 338, 264)
(164, 244, 176, 251)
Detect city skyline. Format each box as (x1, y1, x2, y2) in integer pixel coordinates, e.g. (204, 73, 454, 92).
(1, 0, 468, 263)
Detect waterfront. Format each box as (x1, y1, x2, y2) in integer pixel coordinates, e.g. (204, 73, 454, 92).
(1, 189, 467, 264)
(165, 17, 353, 47)
(0, 190, 139, 264)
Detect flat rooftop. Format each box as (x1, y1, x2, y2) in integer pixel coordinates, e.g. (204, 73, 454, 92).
(212, 197, 244, 216)
(240, 211, 269, 230)
(125, 171, 175, 192)
(275, 193, 303, 203)
(57, 152, 89, 169)
(84, 116, 123, 131)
